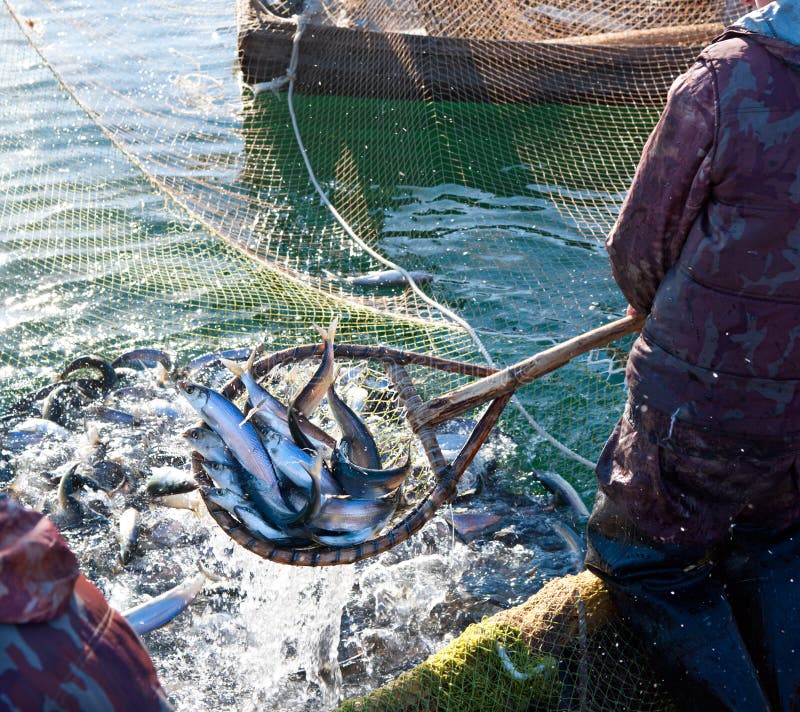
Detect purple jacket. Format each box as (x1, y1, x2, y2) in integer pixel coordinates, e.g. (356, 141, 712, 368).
(608, 29, 800, 443)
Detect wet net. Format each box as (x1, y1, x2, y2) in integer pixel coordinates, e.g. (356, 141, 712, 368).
(0, 0, 747, 708)
(338, 570, 678, 712)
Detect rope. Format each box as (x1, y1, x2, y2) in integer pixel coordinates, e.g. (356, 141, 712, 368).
(268, 9, 596, 471)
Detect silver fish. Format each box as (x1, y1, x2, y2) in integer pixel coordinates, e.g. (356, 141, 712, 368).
(155, 491, 203, 517)
(118, 507, 140, 565)
(309, 495, 397, 533)
(146, 467, 198, 496)
(312, 526, 382, 546)
(182, 426, 234, 465)
(200, 461, 245, 498)
(536, 469, 590, 518)
(305, 454, 397, 535)
(258, 427, 341, 495)
(122, 571, 206, 635)
(346, 269, 434, 289)
(202, 486, 250, 516)
(330, 443, 411, 499)
(326, 380, 381, 469)
(177, 381, 293, 518)
(234, 504, 303, 544)
(224, 349, 336, 457)
(293, 317, 338, 417)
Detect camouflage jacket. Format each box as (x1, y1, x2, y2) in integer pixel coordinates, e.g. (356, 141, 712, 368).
(608, 27, 800, 443)
(0, 497, 172, 711)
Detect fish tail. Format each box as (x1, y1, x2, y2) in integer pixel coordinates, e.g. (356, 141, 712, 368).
(313, 316, 338, 346)
(220, 357, 243, 377)
(243, 344, 260, 374)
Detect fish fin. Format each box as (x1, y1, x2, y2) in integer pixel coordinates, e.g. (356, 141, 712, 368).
(239, 396, 268, 427)
(220, 357, 243, 377)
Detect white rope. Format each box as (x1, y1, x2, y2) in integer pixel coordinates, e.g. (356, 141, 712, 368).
(269, 11, 595, 471)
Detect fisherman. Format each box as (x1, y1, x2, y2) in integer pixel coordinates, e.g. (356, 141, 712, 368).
(584, 0, 800, 709)
(0, 496, 173, 710)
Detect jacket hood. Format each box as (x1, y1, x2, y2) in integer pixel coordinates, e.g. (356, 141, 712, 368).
(0, 496, 79, 624)
(732, 0, 800, 53)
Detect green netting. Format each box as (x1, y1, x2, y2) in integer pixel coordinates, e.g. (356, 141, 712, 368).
(0, 0, 750, 708)
(338, 571, 678, 712)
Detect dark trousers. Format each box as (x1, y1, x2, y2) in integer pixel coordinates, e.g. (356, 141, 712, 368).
(585, 490, 800, 712)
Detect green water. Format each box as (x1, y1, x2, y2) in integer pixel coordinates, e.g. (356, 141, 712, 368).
(0, 1, 661, 494)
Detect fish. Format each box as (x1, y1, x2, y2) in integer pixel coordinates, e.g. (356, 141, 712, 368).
(59, 354, 118, 391)
(183, 347, 252, 373)
(535, 469, 590, 518)
(200, 461, 246, 498)
(122, 570, 207, 635)
(258, 426, 342, 495)
(312, 525, 383, 547)
(202, 486, 250, 516)
(146, 467, 198, 496)
(41, 382, 92, 429)
(83, 404, 141, 427)
(182, 426, 235, 465)
(549, 519, 586, 572)
(111, 348, 172, 372)
(326, 379, 381, 469)
(233, 504, 305, 545)
(118, 508, 140, 565)
(177, 381, 294, 519)
(3, 418, 71, 452)
(346, 269, 434, 289)
(292, 317, 338, 418)
(236, 459, 311, 528)
(155, 491, 204, 517)
(306, 475, 398, 534)
(57, 464, 105, 516)
(221, 348, 336, 456)
(330, 443, 411, 499)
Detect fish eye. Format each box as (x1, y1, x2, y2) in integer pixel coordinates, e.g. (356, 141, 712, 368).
(185, 384, 196, 394)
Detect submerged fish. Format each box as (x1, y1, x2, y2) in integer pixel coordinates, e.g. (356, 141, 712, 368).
(536, 469, 590, 518)
(292, 317, 338, 418)
(346, 269, 435, 289)
(118, 508, 140, 565)
(122, 570, 207, 635)
(146, 467, 198, 497)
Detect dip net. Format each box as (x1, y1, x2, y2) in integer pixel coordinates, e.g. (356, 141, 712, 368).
(0, 0, 745, 709)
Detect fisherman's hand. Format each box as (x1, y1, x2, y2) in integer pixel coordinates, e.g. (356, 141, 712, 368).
(626, 304, 643, 334)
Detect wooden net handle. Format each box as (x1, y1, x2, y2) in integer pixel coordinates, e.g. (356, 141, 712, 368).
(408, 313, 644, 430)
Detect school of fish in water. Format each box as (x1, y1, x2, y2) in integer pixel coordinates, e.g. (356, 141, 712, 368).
(0, 321, 586, 709)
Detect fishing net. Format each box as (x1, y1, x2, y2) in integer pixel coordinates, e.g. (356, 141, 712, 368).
(0, 0, 748, 708)
(337, 569, 678, 712)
